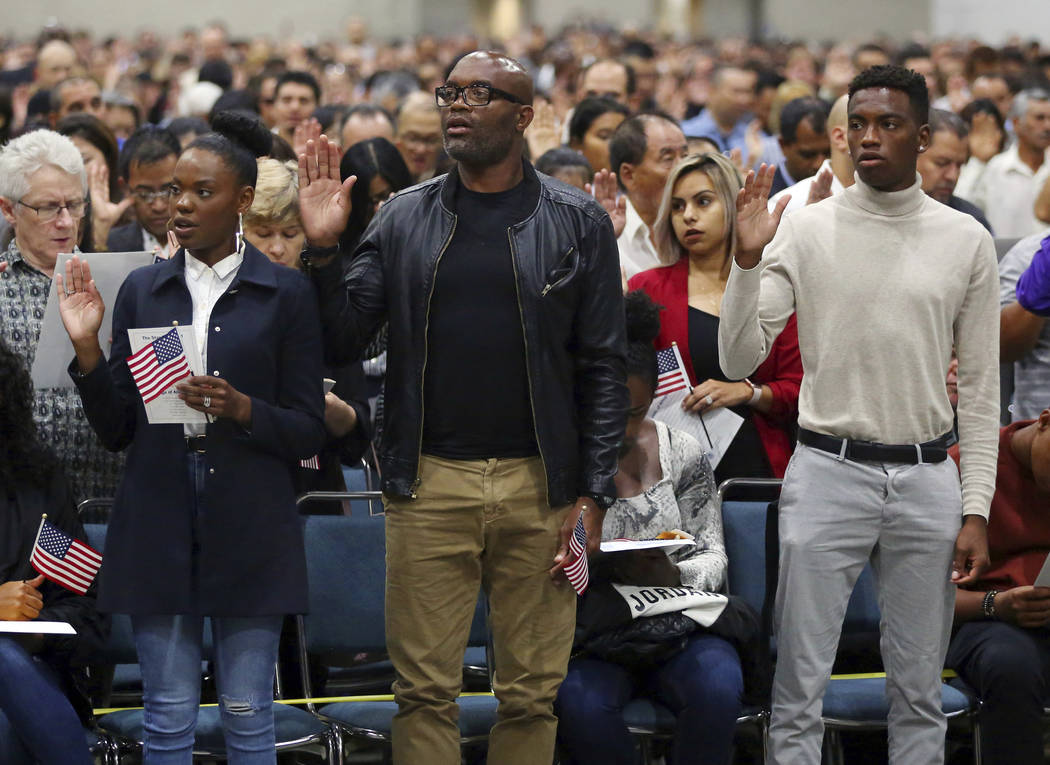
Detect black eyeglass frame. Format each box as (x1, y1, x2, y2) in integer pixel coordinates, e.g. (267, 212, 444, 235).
(434, 82, 525, 108)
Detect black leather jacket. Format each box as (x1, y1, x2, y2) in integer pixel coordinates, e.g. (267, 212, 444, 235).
(312, 161, 627, 508)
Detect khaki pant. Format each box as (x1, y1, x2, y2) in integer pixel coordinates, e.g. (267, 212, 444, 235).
(384, 454, 576, 765)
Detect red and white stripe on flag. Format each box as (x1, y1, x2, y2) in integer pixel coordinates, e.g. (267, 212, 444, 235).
(655, 342, 690, 397)
(299, 455, 320, 470)
(30, 519, 102, 596)
(564, 514, 589, 595)
(127, 327, 192, 404)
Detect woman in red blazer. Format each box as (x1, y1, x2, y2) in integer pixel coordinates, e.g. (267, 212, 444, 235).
(628, 152, 801, 479)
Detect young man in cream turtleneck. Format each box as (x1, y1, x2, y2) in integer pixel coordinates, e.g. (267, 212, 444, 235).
(719, 66, 1000, 765)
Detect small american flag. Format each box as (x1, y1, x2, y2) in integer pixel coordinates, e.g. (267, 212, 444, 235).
(655, 342, 690, 397)
(299, 455, 320, 470)
(564, 515, 589, 595)
(30, 517, 102, 596)
(127, 327, 192, 404)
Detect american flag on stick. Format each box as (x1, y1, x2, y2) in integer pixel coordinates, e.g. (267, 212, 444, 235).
(30, 516, 102, 596)
(655, 342, 690, 397)
(564, 515, 589, 595)
(127, 327, 192, 404)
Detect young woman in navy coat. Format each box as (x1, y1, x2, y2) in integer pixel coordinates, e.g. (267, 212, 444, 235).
(56, 112, 326, 764)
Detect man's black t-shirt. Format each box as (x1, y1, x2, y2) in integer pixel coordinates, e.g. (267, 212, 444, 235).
(421, 179, 539, 459)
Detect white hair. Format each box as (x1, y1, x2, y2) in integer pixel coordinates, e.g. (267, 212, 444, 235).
(0, 129, 87, 202)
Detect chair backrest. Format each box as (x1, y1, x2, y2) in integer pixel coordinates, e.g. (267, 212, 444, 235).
(994, 237, 1020, 262)
(721, 500, 770, 616)
(301, 512, 490, 661)
(302, 514, 388, 661)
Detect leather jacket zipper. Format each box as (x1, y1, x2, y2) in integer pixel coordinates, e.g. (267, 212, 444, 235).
(508, 227, 550, 493)
(540, 245, 576, 296)
(412, 215, 458, 498)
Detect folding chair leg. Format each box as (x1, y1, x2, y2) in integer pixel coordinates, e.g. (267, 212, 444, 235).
(637, 736, 653, 765)
(822, 729, 845, 765)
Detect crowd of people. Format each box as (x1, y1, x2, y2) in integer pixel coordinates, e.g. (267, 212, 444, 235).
(0, 17, 1049, 765)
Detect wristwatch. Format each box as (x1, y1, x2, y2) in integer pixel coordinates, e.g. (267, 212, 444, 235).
(300, 243, 340, 269)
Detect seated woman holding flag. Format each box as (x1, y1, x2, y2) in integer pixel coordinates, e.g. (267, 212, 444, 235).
(56, 111, 325, 763)
(628, 152, 801, 482)
(0, 336, 107, 765)
(554, 291, 745, 765)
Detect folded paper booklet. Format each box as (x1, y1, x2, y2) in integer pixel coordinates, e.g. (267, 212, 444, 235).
(31, 251, 155, 389)
(127, 326, 207, 425)
(600, 538, 697, 554)
(0, 621, 76, 635)
(648, 389, 743, 470)
(1032, 552, 1050, 588)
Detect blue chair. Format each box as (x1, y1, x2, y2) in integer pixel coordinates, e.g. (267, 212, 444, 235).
(297, 512, 498, 763)
(81, 522, 336, 763)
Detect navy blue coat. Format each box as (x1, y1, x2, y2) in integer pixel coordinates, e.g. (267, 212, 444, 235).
(71, 243, 326, 616)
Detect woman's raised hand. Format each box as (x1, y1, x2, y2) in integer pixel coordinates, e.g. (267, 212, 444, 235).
(297, 135, 356, 248)
(55, 255, 105, 372)
(735, 164, 789, 269)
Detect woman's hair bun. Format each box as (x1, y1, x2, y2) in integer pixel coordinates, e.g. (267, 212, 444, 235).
(624, 289, 662, 345)
(210, 110, 272, 158)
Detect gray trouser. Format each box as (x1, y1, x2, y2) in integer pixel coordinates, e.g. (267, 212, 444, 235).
(766, 444, 962, 765)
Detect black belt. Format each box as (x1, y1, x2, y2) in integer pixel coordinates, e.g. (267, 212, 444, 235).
(798, 428, 954, 464)
(185, 435, 208, 453)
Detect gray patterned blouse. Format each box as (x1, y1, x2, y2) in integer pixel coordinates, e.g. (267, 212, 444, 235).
(601, 420, 727, 591)
(0, 241, 124, 502)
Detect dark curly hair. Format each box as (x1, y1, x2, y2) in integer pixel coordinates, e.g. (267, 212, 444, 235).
(848, 65, 929, 125)
(624, 289, 663, 394)
(0, 338, 56, 487)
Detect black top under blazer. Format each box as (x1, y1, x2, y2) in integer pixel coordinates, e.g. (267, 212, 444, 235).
(71, 243, 326, 615)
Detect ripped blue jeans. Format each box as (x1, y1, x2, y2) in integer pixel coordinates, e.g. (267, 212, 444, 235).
(131, 614, 282, 764)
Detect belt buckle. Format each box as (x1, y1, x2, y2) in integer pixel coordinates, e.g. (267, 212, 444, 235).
(187, 435, 206, 453)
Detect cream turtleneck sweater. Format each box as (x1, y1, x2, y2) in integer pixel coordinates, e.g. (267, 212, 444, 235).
(719, 173, 1000, 518)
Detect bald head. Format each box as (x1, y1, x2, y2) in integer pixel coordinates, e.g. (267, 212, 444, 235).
(37, 40, 76, 89)
(451, 51, 534, 106)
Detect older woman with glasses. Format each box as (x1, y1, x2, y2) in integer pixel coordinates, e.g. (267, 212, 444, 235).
(0, 129, 123, 502)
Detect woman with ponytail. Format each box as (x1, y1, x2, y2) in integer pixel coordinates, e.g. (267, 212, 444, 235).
(554, 290, 744, 765)
(56, 111, 326, 763)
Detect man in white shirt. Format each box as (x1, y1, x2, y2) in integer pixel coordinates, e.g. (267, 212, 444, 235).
(608, 114, 688, 278)
(720, 66, 999, 765)
(966, 89, 1050, 238)
(770, 94, 852, 214)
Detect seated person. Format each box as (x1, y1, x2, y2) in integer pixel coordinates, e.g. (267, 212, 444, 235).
(242, 157, 372, 503)
(0, 337, 107, 764)
(555, 291, 744, 765)
(946, 409, 1050, 765)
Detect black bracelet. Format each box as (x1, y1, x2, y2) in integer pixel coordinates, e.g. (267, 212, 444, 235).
(982, 589, 999, 619)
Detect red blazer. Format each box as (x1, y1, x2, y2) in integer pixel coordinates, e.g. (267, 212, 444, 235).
(629, 258, 802, 477)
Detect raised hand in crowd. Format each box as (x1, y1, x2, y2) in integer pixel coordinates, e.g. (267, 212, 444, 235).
(969, 110, 1003, 163)
(88, 162, 133, 251)
(806, 166, 834, 206)
(55, 255, 105, 373)
(727, 147, 752, 178)
(293, 117, 323, 161)
(735, 164, 790, 268)
(0, 575, 45, 621)
(586, 168, 626, 238)
(525, 99, 561, 160)
(297, 135, 357, 248)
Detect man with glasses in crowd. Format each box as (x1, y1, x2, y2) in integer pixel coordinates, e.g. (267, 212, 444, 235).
(106, 125, 181, 254)
(299, 50, 627, 765)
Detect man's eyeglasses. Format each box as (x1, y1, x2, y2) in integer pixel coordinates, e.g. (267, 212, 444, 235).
(132, 187, 174, 203)
(16, 199, 86, 223)
(435, 83, 525, 108)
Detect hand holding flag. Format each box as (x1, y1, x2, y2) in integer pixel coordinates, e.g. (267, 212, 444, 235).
(550, 505, 593, 595)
